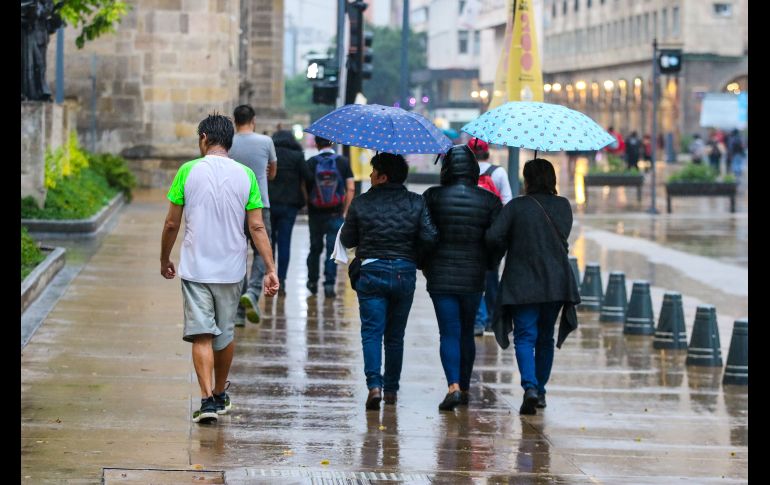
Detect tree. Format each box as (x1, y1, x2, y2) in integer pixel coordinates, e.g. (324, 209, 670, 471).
(362, 25, 426, 106)
(59, 0, 130, 48)
(284, 73, 335, 123)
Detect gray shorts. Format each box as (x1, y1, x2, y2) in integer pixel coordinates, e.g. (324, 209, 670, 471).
(181, 279, 242, 351)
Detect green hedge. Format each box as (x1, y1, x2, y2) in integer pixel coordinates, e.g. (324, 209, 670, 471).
(667, 163, 717, 183)
(22, 167, 120, 220)
(21, 227, 45, 281)
(87, 152, 137, 201)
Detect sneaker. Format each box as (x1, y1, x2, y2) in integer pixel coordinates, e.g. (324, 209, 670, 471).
(307, 281, 318, 295)
(213, 381, 232, 415)
(520, 388, 538, 415)
(193, 396, 218, 423)
(240, 293, 260, 324)
(536, 392, 547, 409)
(324, 284, 336, 298)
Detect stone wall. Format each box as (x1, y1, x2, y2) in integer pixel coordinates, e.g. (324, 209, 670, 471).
(46, 0, 289, 187)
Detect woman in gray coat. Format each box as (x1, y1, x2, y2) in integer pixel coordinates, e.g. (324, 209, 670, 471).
(486, 158, 580, 415)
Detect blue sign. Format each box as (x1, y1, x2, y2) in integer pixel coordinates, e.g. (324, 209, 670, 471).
(737, 92, 747, 122)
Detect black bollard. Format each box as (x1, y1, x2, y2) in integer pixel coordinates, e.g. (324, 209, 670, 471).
(600, 271, 627, 323)
(624, 281, 655, 335)
(685, 305, 723, 367)
(578, 263, 603, 312)
(722, 319, 748, 385)
(569, 256, 581, 292)
(653, 292, 688, 349)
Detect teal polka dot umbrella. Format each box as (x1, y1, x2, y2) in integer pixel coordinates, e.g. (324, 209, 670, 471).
(305, 104, 453, 155)
(461, 101, 615, 155)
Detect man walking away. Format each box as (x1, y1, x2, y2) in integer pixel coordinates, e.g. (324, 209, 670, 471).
(340, 153, 438, 410)
(305, 136, 355, 299)
(625, 132, 641, 171)
(228, 105, 277, 324)
(161, 114, 279, 424)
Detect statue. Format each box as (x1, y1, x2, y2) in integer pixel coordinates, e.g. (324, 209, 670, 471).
(21, 0, 63, 101)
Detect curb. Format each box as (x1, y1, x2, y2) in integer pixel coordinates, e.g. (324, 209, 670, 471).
(22, 192, 125, 234)
(21, 247, 66, 313)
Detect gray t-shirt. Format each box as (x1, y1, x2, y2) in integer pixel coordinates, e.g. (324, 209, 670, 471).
(228, 133, 277, 208)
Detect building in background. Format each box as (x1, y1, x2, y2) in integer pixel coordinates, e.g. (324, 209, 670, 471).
(540, 0, 747, 146)
(46, 0, 287, 187)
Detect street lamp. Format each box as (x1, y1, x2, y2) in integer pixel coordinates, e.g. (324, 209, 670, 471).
(471, 90, 479, 99)
(603, 80, 614, 91)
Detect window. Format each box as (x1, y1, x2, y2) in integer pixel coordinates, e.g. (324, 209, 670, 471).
(672, 7, 680, 37)
(644, 13, 649, 41)
(662, 8, 668, 38)
(588, 0, 592, 7)
(459, 0, 466, 14)
(458, 30, 469, 54)
(552, 1, 557, 17)
(574, 0, 579, 11)
(412, 7, 428, 24)
(563, 1, 567, 14)
(713, 3, 733, 17)
(473, 30, 481, 55)
(636, 15, 641, 42)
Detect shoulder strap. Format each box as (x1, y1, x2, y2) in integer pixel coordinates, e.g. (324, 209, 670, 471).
(482, 165, 499, 176)
(527, 195, 568, 253)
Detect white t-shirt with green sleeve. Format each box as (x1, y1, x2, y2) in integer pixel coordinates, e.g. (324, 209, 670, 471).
(167, 154, 263, 283)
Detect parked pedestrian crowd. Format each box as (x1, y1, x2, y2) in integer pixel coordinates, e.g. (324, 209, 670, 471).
(162, 109, 586, 424)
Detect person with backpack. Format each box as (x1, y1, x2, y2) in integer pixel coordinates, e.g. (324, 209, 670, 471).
(468, 138, 512, 337)
(304, 136, 355, 298)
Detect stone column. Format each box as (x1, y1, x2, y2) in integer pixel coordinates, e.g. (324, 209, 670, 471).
(21, 102, 48, 206)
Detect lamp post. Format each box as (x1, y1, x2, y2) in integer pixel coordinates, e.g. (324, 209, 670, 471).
(648, 38, 660, 214)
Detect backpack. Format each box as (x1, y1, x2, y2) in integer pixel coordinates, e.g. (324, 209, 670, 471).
(478, 165, 502, 201)
(310, 153, 345, 208)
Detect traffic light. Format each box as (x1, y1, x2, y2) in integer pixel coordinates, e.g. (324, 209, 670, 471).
(312, 82, 338, 104)
(362, 31, 374, 80)
(307, 58, 339, 105)
(658, 49, 682, 74)
(345, 0, 368, 103)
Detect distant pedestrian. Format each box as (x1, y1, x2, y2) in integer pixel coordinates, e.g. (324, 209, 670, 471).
(467, 137, 511, 337)
(486, 158, 580, 415)
(228, 105, 278, 324)
(268, 130, 313, 295)
(707, 130, 723, 174)
(160, 113, 279, 424)
(641, 134, 652, 171)
(340, 153, 438, 410)
(727, 129, 746, 177)
(625, 131, 641, 171)
(605, 126, 625, 158)
(688, 134, 705, 164)
(304, 136, 355, 298)
(423, 145, 502, 411)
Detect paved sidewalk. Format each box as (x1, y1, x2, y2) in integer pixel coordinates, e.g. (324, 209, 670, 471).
(21, 187, 747, 483)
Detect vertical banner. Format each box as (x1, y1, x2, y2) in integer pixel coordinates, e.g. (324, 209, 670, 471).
(488, 0, 514, 109)
(506, 0, 543, 102)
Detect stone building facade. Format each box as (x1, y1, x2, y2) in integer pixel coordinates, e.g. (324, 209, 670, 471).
(47, 0, 287, 187)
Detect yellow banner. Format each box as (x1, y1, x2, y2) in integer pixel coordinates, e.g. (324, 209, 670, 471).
(349, 145, 373, 181)
(506, 0, 543, 102)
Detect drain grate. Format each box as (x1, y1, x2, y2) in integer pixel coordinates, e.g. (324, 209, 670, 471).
(103, 468, 225, 484)
(237, 468, 433, 484)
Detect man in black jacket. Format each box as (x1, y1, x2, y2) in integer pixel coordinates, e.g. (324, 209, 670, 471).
(340, 153, 438, 410)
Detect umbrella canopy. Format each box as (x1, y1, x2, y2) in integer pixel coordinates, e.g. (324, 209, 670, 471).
(461, 101, 614, 153)
(305, 104, 453, 155)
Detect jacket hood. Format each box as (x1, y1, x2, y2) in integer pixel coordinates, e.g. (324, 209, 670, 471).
(440, 145, 479, 185)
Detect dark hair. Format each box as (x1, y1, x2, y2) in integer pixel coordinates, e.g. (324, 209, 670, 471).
(197, 113, 234, 151)
(233, 105, 256, 126)
(314, 136, 333, 148)
(272, 130, 302, 151)
(523, 158, 557, 195)
(371, 152, 409, 184)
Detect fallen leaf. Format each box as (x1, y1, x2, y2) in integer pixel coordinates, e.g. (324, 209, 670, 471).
(191, 464, 204, 470)
(282, 450, 293, 455)
(635, 437, 642, 442)
(320, 459, 330, 465)
(378, 425, 387, 431)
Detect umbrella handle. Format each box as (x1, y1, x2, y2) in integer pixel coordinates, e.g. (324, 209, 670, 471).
(433, 154, 441, 165)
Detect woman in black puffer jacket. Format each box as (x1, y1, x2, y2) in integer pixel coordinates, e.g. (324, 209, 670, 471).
(423, 144, 502, 411)
(268, 130, 313, 293)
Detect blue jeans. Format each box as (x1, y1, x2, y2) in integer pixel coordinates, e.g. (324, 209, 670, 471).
(356, 259, 417, 391)
(270, 204, 299, 281)
(511, 302, 564, 394)
(474, 268, 500, 331)
(307, 212, 344, 286)
(430, 293, 483, 390)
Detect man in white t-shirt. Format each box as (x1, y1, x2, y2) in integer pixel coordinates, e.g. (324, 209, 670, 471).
(228, 105, 278, 325)
(468, 138, 512, 336)
(160, 114, 279, 424)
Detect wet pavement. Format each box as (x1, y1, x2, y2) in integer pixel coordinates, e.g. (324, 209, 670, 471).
(21, 185, 748, 483)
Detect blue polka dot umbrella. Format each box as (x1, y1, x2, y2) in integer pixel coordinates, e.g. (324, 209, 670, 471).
(461, 101, 615, 156)
(305, 104, 453, 155)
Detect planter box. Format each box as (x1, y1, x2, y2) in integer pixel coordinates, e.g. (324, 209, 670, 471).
(665, 182, 737, 213)
(583, 174, 645, 203)
(21, 192, 125, 234)
(21, 247, 66, 313)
